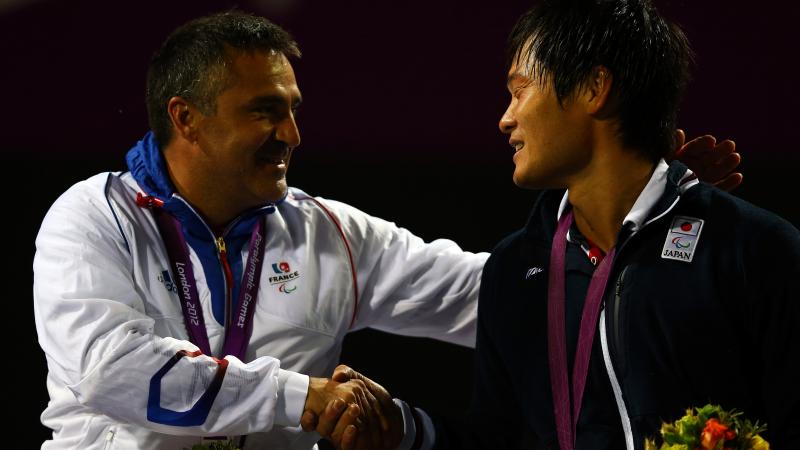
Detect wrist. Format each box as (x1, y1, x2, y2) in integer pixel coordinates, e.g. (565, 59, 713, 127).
(304, 376, 329, 414)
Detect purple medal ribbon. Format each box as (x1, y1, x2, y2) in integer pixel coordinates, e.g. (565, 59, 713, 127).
(221, 218, 266, 360)
(154, 208, 267, 361)
(547, 209, 617, 450)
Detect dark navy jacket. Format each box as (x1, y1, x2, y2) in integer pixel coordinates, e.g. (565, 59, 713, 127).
(434, 162, 800, 449)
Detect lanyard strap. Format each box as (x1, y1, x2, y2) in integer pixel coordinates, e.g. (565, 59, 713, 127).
(153, 208, 267, 361)
(547, 210, 617, 450)
(220, 217, 266, 360)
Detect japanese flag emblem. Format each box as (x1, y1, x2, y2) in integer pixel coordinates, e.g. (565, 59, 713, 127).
(661, 216, 704, 262)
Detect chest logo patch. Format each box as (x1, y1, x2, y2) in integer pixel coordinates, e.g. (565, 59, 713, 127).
(526, 267, 544, 279)
(269, 261, 301, 294)
(661, 216, 704, 262)
(158, 270, 177, 294)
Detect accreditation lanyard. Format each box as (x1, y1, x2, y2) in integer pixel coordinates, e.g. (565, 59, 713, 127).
(153, 208, 267, 361)
(547, 209, 617, 450)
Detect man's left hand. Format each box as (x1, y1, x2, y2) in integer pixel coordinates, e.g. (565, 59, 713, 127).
(669, 129, 743, 191)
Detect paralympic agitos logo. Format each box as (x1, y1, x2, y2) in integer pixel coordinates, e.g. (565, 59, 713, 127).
(269, 261, 300, 294)
(671, 236, 692, 249)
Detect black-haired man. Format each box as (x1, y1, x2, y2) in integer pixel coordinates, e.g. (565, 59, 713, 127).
(316, 0, 799, 449)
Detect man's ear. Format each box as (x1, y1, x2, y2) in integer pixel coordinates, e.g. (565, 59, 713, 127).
(583, 66, 614, 116)
(166, 96, 200, 143)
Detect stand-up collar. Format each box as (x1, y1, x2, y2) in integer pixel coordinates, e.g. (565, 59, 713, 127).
(126, 132, 176, 201)
(124, 131, 280, 241)
(527, 159, 699, 248)
(556, 159, 697, 232)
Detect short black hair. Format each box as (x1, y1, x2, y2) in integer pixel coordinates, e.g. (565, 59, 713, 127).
(146, 11, 301, 147)
(507, 0, 693, 161)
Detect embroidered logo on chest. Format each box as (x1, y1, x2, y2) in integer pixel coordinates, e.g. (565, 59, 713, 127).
(268, 261, 301, 294)
(526, 267, 544, 279)
(157, 270, 177, 293)
(661, 216, 704, 262)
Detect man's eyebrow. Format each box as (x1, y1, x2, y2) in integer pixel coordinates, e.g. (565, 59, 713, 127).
(506, 72, 526, 89)
(246, 94, 303, 108)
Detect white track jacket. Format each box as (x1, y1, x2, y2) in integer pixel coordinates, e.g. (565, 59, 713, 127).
(33, 133, 487, 449)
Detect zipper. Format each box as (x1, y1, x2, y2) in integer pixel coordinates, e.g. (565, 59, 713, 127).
(215, 236, 235, 329)
(601, 193, 683, 449)
(172, 194, 252, 331)
(602, 232, 636, 450)
(600, 311, 634, 450)
(103, 428, 116, 450)
(612, 266, 628, 374)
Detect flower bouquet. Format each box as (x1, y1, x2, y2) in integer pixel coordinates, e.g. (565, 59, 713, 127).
(645, 404, 769, 450)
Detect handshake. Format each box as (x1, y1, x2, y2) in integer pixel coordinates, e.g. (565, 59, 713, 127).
(302, 365, 406, 450)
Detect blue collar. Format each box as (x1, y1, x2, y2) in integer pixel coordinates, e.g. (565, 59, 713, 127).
(125, 131, 283, 241)
(126, 132, 175, 200)
(126, 132, 281, 325)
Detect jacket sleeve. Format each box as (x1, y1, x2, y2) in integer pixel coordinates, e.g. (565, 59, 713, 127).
(317, 197, 489, 348)
(430, 249, 530, 449)
(747, 217, 800, 447)
(33, 179, 307, 436)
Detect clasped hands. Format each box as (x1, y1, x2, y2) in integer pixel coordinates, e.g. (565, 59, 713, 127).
(302, 365, 404, 450)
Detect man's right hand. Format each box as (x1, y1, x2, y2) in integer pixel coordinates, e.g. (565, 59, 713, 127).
(302, 365, 404, 450)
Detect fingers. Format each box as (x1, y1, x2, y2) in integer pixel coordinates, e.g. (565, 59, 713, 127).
(714, 173, 743, 192)
(334, 366, 390, 403)
(363, 386, 384, 448)
(712, 139, 736, 160)
(362, 380, 391, 432)
(332, 365, 354, 382)
(682, 137, 737, 166)
(666, 129, 686, 162)
(675, 129, 686, 149)
(327, 366, 400, 449)
(675, 134, 743, 187)
(353, 369, 394, 434)
(710, 151, 741, 178)
(678, 134, 716, 158)
(346, 379, 381, 449)
(332, 366, 386, 427)
(353, 374, 392, 434)
(341, 425, 358, 450)
(692, 152, 741, 186)
(330, 403, 362, 447)
(300, 410, 318, 432)
(704, 139, 738, 168)
(317, 398, 348, 438)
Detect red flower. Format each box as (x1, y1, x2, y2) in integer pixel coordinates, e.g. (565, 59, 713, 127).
(700, 418, 737, 450)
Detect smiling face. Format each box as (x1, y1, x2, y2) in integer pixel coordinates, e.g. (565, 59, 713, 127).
(192, 50, 302, 209)
(499, 61, 593, 190)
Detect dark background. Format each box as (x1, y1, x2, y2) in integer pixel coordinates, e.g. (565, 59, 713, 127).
(2, 0, 798, 443)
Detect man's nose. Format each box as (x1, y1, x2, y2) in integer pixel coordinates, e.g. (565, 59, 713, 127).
(498, 105, 516, 134)
(277, 112, 301, 148)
